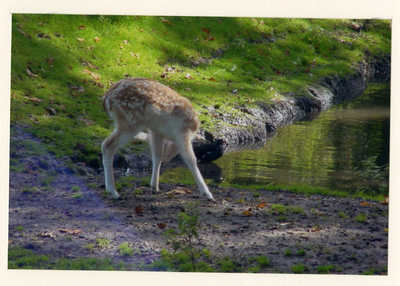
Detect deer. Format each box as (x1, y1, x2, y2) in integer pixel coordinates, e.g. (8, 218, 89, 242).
(101, 77, 214, 200)
(134, 132, 179, 164)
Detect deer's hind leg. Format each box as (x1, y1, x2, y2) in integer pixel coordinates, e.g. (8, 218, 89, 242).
(148, 130, 165, 193)
(101, 126, 142, 199)
(174, 135, 214, 200)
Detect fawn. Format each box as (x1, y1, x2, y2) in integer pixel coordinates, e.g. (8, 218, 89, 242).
(134, 131, 179, 164)
(101, 77, 214, 200)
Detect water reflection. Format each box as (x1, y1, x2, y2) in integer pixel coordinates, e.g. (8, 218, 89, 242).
(161, 83, 390, 193)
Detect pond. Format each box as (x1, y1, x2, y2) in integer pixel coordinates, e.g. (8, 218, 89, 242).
(160, 83, 390, 194)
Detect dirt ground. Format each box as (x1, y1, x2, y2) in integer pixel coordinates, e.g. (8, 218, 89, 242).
(8, 128, 389, 274)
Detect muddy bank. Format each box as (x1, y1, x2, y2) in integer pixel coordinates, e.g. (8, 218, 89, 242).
(8, 135, 389, 274)
(202, 55, 390, 145)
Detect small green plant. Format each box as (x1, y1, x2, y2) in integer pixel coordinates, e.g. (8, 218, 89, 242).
(72, 193, 83, 199)
(85, 243, 95, 252)
(317, 264, 336, 274)
(271, 204, 286, 215)
(160, 203, 216, 272)
(363, 267, 387, 275)
(297, 249, 306, 257)
(270, 204, 304, 215)
(202, 248, 211, 259)
(276, 215, 287, 222)
(291, 263, 306, 274)
(217, 256, 242, 273)
(246, 266, 261, 273)
(338, 211, 347, 219)
(14, 226, 24, 231)
(96, 238, 111, 249)
(134, 189, 144, 195)
(256, 255, 271, 268)
(284, 248, 293, 257)
(355, 213, 368, 223)
(71, 186, 80, 192)
(41, 174, 57, 187)
(354, 156, 389, 196)
(118, 242, 134, 257)
(22, 187, 39, 194)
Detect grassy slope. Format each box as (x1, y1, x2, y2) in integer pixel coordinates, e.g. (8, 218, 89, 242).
(10, 15, 391, 166)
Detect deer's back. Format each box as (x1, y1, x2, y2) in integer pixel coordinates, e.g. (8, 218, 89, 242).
(103, 78, 199, 134)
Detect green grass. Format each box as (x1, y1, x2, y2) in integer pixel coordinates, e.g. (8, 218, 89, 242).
(291, 263, 307, 274)
(8, 246, 125, 270)
(355, 213, 368, 223)
(317, 264, 341, 274)
(10, 15, 391, 169)
(118, 242, 135, 257)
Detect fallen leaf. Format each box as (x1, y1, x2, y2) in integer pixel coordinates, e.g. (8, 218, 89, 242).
(139, 29, 144, 32)
(94, 37, 101, 42)
(30, 117, 40, 124)
(38, 22, 46, 26)
(78, 25, 86, 30)
(257, 202, 267, 209)
(206, 36, 215, 42)
(86, 62, 99, 69)
(184, 73, 193, 79)
(202, 28, 211, 34)
(58, 229, 82, 235)
(360, 202, 374, 206)
(257, 49, 266, 56)
(162, 19, 173, 25)
(81, 118, 93, 126)
(382, 196, 389, 205)
(130, 52, 140, 58)
(209, 77, 217, 82)
(243, 210, 252, 216)
(45, 57, 54, 64)
(135, 205, 144, 215)
(70, 85, 85, 93)
(82, 69, 100, 81)
(90, 72, 100, 81)
(26, 68, 39, 78)
(77, 38, 85, 42)
(18, 28, 27, 36)
(25, 96, 43, 103)
(157, 223, 167, 229)
(165, 187, 192, 195)
(46, 107, 57, 116)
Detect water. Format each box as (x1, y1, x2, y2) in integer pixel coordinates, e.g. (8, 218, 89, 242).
(161, 83, 390, 192)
